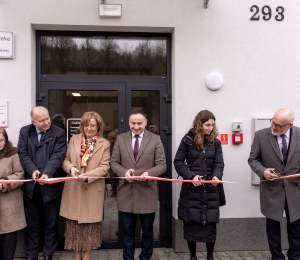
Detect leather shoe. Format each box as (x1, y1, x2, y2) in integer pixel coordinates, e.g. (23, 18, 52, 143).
(191, 257, 197, 260)
(207, 255, 214, 260)
(44, 256, 53, 260)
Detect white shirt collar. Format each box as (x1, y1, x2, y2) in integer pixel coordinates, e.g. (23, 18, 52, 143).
(282, 128, 291, 139)
(36, 128, 46, 135)
(132, 131, 145, 139)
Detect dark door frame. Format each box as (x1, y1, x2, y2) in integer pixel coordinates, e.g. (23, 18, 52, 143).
(36, 30, 173, 248)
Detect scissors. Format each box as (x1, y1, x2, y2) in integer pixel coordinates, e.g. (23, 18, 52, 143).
(271, 169, 282, 177)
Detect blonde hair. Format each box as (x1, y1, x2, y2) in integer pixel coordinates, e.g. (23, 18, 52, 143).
(79, 111, 103, 137)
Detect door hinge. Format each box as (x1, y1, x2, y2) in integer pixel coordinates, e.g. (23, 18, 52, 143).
(163, 232, 173, 241)
(162, 126, 172, 135)
(163, 201, 172, 209)
(162, 94, 171, 102)
(36, 93, 46, 101)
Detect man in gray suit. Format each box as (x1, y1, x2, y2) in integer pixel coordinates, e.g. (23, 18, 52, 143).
(249, 108, 300, 260)
(111, 108, 167, 260)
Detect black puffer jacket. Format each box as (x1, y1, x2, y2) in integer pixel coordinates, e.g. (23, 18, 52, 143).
(174, 134, 224, 224)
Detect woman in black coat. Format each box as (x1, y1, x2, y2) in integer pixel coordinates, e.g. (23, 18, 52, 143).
(174, 110, 224, 260)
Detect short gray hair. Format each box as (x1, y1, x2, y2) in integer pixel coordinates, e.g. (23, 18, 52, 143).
(30, 109, 34, 120)
(278, 108, 295, 123)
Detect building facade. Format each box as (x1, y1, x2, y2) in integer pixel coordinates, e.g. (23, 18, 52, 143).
(0, 0, 297, 254)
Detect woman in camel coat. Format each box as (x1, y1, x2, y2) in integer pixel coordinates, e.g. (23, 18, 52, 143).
(59, 111, 110, 260)
(0, 128, 26, 260)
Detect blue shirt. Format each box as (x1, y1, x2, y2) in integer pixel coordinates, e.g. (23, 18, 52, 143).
(36, 128, 46, 143)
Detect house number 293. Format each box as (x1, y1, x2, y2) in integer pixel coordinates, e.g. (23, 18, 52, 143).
(250, 5, 284, 21)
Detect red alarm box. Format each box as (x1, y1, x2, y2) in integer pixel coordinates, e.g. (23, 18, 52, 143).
(232, 133, 243, 144)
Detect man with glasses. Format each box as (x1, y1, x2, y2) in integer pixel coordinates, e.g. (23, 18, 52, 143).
(249, 108, 300, 259)
(18, 106, 67, 260)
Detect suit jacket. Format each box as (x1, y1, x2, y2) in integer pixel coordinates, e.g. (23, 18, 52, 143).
(59, 134, 110, 223)
(248, 126, 300, 222)
(110, 130, 167, 214)
(18, 123, 67, 202)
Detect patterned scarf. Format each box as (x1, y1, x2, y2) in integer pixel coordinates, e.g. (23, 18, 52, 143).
(80, 133, 98, 168)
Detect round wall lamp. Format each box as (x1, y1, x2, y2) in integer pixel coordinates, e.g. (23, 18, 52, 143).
(206, 72, 223, 91)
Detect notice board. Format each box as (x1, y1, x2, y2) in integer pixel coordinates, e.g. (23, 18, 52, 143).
(0, 100, 8, 127)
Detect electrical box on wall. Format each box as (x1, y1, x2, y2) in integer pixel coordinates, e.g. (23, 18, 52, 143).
(232, 122, 243, 132)
(232, 133, 243, 144)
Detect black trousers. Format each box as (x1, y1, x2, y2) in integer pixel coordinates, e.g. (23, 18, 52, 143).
(120, 212, 155, 260)
(266, 200, 300, 260)
(24, 185, 61, 258)
(0, 231, 17, 260)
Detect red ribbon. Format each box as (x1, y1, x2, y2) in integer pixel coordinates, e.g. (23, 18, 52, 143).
(0, 179, 32, 184)
(0, 175, 233, 184)
(1, 173, 300, 185)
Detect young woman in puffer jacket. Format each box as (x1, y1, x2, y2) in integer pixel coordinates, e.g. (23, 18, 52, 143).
(174, 110, 224, 260)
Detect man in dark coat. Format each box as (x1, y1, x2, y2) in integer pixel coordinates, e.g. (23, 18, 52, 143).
(18, 106, 67, 260)
(249, 108, 300, 260)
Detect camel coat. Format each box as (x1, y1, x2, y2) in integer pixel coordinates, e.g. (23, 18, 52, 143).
(0, 142, 26, 234)
(59, 134, 110, 224)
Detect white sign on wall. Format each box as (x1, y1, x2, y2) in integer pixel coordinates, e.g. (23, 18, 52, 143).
(0, 31, 14, 58)
(0, 100, 8, 127)
(251, 117, 272, 185)
(67, 118, 81, 142)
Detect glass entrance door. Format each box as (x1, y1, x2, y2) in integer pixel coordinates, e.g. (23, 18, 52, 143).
(124, 83, 172, 249)
(40, 82, 125, 249)
(38, 82, 171, 249)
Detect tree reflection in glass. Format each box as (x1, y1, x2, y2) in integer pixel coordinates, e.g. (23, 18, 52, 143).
(41, 36, 167, 76)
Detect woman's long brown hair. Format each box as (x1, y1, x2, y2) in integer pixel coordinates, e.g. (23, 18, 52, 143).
(0, 128, 8, 143)
(188, 110, 219, 149)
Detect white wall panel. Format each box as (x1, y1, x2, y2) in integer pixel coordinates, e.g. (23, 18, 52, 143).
(1, 0, 299, 219)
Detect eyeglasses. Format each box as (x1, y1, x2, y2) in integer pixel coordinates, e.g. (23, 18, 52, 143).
(84, 124, 97, 129)
(0, 139, 6, 144)
(270, 119, 290, 129)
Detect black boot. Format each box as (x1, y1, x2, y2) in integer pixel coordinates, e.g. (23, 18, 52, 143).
(207, 255, 214, 260)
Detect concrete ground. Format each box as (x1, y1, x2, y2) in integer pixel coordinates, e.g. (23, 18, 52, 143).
(14, 248, 283, 260)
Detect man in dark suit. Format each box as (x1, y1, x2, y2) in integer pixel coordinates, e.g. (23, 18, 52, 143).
(18, 106, 67, 260)
(111, 108, 167, 260)
(249, 108, 300, 260)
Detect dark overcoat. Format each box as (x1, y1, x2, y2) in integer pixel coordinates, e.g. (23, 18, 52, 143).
(18, 123, 67, 202)
(174, 135, 224, 225)
(248, 126, 300, 222)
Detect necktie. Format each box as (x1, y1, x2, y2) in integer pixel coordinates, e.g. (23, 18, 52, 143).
(134, 135, 139, 160)
(281, 134, 288, 163)
(39, 132, 45, 143)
